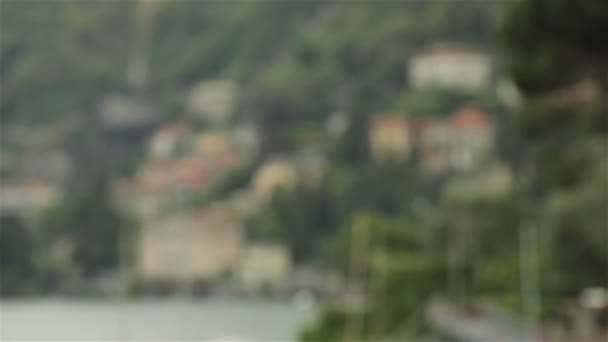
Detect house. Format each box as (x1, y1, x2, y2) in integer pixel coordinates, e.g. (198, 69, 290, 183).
(250, 156, 298, 200)
(187, 79, 238, 125)
(136, 206, 244, 283)
(416, 105, 496, 174)
(113, 158, 211, 219)
(147, 122, 191, 160)
(112, 179, 166, 220)
(227, 189, 260, 217)
(325, 111, 349, 137)
(238, 243, 292, 292)
(250, 148, 327, 200)
(9, 149, 74, 184)
(191, 131, 231, 157)
(97, 94, 160, 130)
(418, 118, 451, 173)
(368, 114, 412, 161)
(447, 105, 495, 172)
(136, 158, 209, 193)
(193, 131, 242, 173)
(0, 180, 58, 217)
(408, 43, 491, 91)
(293, 145, 327, 188)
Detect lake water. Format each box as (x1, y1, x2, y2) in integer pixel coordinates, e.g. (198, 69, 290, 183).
(0, 298, 317, 341)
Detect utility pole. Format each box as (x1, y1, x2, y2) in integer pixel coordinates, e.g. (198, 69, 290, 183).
(343, 213, 373, 342)
(369, 218, 387, 339)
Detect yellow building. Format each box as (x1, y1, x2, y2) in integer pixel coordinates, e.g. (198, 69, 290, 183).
(137, 206, 243, 282)
(191, 131, 230, 157)
(238, 243, 292, 290)
(250, 157, 298, 200)
(368, 114, 412, 161)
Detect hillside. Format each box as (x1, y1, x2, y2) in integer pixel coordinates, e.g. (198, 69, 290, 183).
(1, 1, 502, 128)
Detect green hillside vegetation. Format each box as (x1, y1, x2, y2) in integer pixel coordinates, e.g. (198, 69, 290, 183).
(1, 0, 506, 299)
(1, 1, 501, 128)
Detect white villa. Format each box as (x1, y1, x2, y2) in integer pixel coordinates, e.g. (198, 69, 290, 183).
(408, 43, 492, 91)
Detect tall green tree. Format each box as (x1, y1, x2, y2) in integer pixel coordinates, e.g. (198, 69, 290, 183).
(40, 171, 132, 277)
(501, 0, 608, 292)
(0, 214, 34, 296)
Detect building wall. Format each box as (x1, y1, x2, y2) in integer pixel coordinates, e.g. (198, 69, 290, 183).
(251, 159, 298, 200)
(187, 221, 243, 277)
(416, 106, 496, 174)
(187, 79, 238, 125)
(137, 212, 243, 281)
(369, 115, 412, 161)
(0, 182, 57, 215)
(419, 120, 451, 173)
(448, 125, 495, 171)
(408, 50, 491, 91)
(238, 243, 292, 288)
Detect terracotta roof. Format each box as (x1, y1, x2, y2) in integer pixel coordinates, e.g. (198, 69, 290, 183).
(448, 105, 493, 129)
(133, 158, 209, 192)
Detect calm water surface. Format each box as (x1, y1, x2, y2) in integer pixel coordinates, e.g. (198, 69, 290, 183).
(1, 298, 316, 341)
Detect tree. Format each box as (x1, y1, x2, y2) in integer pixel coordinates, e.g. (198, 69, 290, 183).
(299, 212, 441, 341)
(248, 184, 338, 264)
(333, 113, 369, 166)
(429, 191, 523, 303)
(501, 0, 608, 294)
(39, 171, 132, 277)
(0, 214, 34, 296)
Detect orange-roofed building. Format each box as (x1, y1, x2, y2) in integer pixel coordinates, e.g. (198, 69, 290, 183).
(114, 158, 211, 219)
(369, 114, 412, 161)
(192, 131, 231, 156)
(447, 105, 495, 171)
(189, 131, 241, 170)
(135, 158, 209, 192)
